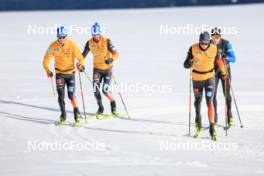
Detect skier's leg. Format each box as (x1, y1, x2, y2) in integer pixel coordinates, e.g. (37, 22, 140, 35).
(193, 80, 203, 128)
(56, 73, 66, 120)
(213, 75, 220, 124)
(102, 69, 117, 114)
(205, 77, 215, 124)
(205, 77, 217, 140)
(65, 73, 78, 107)
(222, 67, 233, 125)
(65, 73, 81, 121)
(102, 69, 113, 101)
(93, 69, 104, 113)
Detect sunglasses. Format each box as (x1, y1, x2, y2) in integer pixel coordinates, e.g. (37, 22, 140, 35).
(92, 34, 100, 38)
(58, 36, 66, 39)
(211, 34, 221, 39)
(200, 42, 210, 46)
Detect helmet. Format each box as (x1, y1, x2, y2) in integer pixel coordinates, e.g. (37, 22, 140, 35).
(91, 22, 101, 36)
(199, 31, 211, 44)
(57, 26, 67, 38)
(211, 27, 222, 35)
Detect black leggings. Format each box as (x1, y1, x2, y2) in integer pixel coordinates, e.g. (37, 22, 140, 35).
(193, 77, 215, 125)
(56, 73, 76, 114)
(213, 68, 232, 122)
(93, 68, 113, 106)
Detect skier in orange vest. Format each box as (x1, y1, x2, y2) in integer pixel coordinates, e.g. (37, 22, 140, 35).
(82, 22, 119, 116)
(43, 26, 85, 124)
(184, 31, 228, 141)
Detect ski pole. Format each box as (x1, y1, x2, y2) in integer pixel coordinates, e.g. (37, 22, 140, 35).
(78, 71, 87, 123)
(50, 77, 56, 96)
(112, 74, 131, 119)
(224, 78, 228, 136)
(83, 71, 101, 97)
(229, 79, 244, 128)
(222, 58, 229, 136)
(188, 68, 192, 136)
(83, 71, 93, 85)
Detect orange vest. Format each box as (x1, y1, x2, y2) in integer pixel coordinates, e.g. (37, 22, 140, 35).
(191, 43, 217, 81)
(43, 39, 85, 74)
(89, 36, 113, 70)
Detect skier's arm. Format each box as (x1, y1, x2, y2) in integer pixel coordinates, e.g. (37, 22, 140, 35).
(107, 39, 118, 61)
(215, 54, 227, 76)
(82, 41, 90, 58)
(43, 47, 54, 73)
(183, 47, 193, 69)
(225, 42, 236, 63)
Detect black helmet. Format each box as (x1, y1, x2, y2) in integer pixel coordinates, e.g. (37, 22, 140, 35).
(211, 27, 222, 35)
(199, 31, 211, 44)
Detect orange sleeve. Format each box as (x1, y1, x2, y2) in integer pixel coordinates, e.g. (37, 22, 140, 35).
(42, 46, 53, 72)
(216, 58, 227, 75)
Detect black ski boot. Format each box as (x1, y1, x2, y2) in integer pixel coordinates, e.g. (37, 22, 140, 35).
(110, 100, 117, 115)
(60, 111, 66, 121)
(74, 107, 81, 123)
(97, 104, 104, 115)
(227, 111, 234, 128)
(209, 123, 217, 141)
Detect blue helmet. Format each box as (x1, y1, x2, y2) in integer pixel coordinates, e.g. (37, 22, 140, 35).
(91, 22, 101, 36)
(57, 26, 67, 38)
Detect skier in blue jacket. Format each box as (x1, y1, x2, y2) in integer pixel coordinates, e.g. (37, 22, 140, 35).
(211, 27, 236, 128)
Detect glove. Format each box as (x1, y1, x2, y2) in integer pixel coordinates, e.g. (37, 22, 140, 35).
(105, 58, 113, 65)
(47, 71, 53, 78)
(222, 74, 229, 81)
(77, 63, 85, 72)
(184, 59, 193, 69)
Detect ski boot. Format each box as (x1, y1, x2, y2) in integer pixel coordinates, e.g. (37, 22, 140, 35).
(96, 104, 104, 119)
(209, 123, 217, 141)
(57, 112, 67, 125)
(194, 122, 204, 139)
(110, 100, 117, 115)
(74, 107, 82, 123)
(228, 117, 234, 129)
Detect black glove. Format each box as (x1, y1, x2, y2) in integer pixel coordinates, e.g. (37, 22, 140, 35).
(105, 58, 113, 65)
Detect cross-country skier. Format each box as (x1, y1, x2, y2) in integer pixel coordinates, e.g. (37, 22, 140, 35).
(184, 31, 228, 141)
(82, 22, 119, 116)
(211, 27, 236, 128)
(43, 26, 85, 124)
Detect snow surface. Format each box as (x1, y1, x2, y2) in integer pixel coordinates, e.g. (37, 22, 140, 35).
(0, 4, 264, 176)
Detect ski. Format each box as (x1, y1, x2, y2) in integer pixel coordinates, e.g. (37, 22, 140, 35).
(84, 113, 128, 119)
(71, 121, 88, 127)
(216, 124, 235, 130)
(54, 121, 74, 126)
